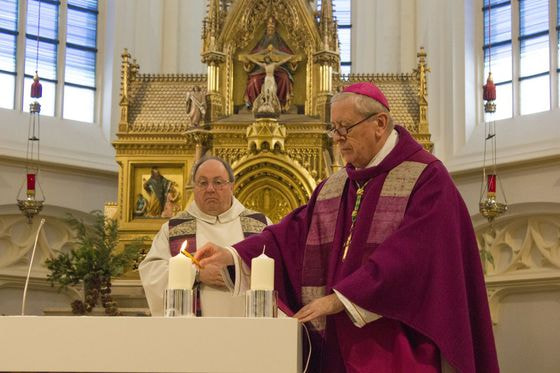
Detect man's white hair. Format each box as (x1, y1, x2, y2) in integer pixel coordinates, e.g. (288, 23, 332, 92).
(331, 92, 394, 130)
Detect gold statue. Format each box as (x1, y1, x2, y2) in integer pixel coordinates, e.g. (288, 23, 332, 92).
(185, 86, 206, 127)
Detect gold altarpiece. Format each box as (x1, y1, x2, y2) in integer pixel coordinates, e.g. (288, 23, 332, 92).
(109, 0, 432, 252)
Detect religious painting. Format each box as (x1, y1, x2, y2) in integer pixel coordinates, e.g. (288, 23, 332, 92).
(130, 165, 185, 220)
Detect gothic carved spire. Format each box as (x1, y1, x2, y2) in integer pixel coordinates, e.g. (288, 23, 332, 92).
(203, 0, 223, 53)
(318, 0, 337, 51)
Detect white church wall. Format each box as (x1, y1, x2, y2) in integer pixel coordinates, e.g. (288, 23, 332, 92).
(353, 0, 419, 74)
(473, 203, 560, 373)
(452, 158, 560, 217)
(494, 291, 560, 373)
(0, 285, 75, 316)
(0, 159, 117, 215)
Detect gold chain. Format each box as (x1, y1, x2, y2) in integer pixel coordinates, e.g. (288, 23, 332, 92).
(342, 181, 369, 260)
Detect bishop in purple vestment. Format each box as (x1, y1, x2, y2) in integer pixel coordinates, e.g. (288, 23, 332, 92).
(196, 82, 499, 373)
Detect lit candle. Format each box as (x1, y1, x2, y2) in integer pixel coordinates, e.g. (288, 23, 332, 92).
(251, 251, 274, 291)
(27, 173, 36, 197)
(487, 174, 496, 198)
(168, 245, 196, 290)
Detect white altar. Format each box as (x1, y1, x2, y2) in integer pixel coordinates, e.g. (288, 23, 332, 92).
(0, 316, 302, 373)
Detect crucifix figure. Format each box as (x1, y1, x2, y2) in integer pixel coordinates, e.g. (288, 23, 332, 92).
(246, 53, 295, 117)
(242, 17, 300, 112)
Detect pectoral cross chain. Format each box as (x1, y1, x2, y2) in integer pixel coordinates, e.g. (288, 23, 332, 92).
(342, 181, 369, 261)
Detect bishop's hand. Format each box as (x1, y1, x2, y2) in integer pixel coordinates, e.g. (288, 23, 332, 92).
(195, 242, 234, 269)
(293, 294, 344, 323)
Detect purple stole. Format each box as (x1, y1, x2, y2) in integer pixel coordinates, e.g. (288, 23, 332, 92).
(301, 161, 428, 332)
(168, 208, 268, 256)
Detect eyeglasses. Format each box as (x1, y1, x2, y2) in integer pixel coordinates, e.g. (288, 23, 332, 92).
(194, 178, 232, 190)
(327, 112, 379, 138)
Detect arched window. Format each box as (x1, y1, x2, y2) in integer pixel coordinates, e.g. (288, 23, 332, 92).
(0, 0, 98, 123)
(483, 0, 559, 121)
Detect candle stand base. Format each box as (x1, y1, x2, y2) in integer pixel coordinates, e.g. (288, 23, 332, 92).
(246, 290, 278, 318)
(164, 289, 196, 317)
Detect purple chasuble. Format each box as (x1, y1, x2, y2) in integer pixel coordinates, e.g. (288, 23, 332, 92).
(233, 126, 499, 373)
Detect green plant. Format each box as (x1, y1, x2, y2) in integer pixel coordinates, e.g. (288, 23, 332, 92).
(45, 211, 140, 316)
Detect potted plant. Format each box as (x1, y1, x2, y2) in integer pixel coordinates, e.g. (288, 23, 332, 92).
(45, 211, 140, 315)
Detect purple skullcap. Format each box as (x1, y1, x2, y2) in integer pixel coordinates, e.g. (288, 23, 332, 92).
(342, 82, 390, 111)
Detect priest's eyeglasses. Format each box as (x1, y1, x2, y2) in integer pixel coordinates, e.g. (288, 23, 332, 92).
(194, 178, 231, 190)
(327, 112, 380, 138)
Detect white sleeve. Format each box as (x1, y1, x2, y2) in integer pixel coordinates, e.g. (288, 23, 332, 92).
(138, 223, 171, 316)
(223, 246, 251, 296)
(333, 289, 382, 328)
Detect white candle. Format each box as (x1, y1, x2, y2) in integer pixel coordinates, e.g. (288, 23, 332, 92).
(250, 253, 275, 290)
(168, 253, 196, 289)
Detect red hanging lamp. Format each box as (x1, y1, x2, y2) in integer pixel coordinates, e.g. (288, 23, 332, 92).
(479, 1, 507, 228)
(17, 0, 45, 223)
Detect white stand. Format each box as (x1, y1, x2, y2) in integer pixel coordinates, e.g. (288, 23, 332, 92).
(0, 316, 302, 373)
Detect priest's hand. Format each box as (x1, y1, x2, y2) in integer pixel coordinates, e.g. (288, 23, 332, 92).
(199, 264, 226, 287)
(195, 242, 234, 268)
(293, 294, 344, 323)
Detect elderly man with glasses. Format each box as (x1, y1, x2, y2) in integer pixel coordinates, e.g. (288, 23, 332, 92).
(139, 156, 271, 317)
(195, 83, 499, 373)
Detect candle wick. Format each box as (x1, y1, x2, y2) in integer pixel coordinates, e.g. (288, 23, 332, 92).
(262, 245, 266, 255)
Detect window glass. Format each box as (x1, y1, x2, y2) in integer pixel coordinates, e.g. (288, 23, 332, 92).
(63, 85, 94, 122)
(483, 1, 512, 119)
(64, 0, 98, 121)
(0, 0, 18, 109)
(0, 0, 98, 121)
(520, 75, 550, 115)
(0, 73, 15, 109)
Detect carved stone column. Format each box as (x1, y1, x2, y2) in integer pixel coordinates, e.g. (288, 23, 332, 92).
(414, 47, 433, 152)
(313, 50, 339, 123)
(184, 129, 212, 163)
(183, 129, 212, 204)
(118, 49, 132, 133)
(202, 51, 226, 121)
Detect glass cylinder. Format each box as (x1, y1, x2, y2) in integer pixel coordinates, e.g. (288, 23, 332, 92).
(164, 289, 196, 317)
(245, 289, 278, 318)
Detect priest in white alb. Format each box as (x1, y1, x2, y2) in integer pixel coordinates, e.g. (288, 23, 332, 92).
(139, 156, 271, 316)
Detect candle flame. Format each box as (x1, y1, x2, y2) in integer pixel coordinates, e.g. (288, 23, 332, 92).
(179, 240, 204, 269)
